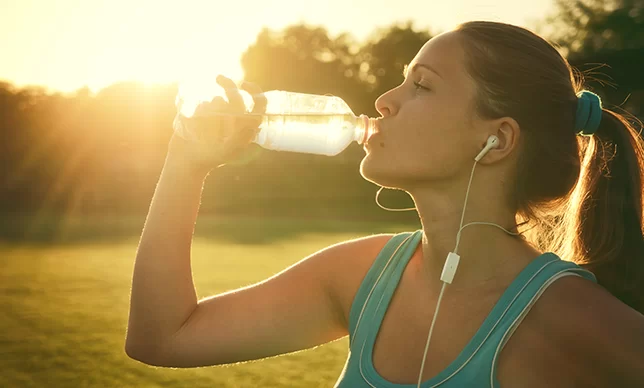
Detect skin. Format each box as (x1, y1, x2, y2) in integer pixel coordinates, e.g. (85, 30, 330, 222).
(359, 30, 644, 386)
(361, 30, 539, 296)
(127, 30, 644, 386)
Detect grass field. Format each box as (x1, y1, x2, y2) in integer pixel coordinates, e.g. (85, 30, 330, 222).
(0, 214, 418, 387)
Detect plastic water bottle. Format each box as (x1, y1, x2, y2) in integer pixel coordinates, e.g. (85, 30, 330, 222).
(173, 90, 376, 156)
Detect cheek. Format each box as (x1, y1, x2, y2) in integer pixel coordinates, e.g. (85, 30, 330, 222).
(394, 122, 469, 175)
(376, 132, 437, 176)
(361, 102, 473, 183)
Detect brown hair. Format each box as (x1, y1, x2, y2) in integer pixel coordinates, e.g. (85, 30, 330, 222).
(455, 21, 644, 314)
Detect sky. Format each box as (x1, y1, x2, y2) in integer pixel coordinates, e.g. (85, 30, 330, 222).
(0, 0, 554, 94)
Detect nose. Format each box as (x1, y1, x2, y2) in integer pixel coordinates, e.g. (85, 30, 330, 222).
(375, 86, 400, 118)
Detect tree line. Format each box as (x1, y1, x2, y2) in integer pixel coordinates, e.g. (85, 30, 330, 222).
(1, 0, 642, 222)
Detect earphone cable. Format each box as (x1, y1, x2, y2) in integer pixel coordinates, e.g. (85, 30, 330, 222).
(415, 159, 521, 388)
(415, 159, 478, 388)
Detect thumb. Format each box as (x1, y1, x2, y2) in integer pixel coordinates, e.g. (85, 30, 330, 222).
(239, 115, 262, 143)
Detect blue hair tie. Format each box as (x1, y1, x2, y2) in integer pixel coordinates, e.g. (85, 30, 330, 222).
(575, 91, 603, 136)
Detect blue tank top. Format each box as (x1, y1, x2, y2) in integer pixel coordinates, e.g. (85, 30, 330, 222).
(333, 230, 597, 388)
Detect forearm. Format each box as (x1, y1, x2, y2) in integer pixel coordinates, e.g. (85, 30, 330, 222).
(126, 156, 210, 355)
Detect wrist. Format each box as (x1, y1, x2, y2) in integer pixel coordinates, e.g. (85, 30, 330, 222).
(162, 155, 213, 182)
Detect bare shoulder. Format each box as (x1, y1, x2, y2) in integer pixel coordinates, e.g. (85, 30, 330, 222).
(324, 233, 396, 331)
(541, 276, 644, 386)
(498, 274, 644, 387)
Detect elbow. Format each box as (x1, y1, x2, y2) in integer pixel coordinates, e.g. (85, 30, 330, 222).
(125, 335, 172, 367)
(124, 340, 146, 364)
(124, 336, 153, 365)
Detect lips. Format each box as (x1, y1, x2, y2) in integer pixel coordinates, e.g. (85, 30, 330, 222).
(372, 118, 382, 135)
(366, 119, 381, 141)
(365, 129, 382, 147)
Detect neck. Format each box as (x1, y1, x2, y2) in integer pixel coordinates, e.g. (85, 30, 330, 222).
(407, 180, 538, 295)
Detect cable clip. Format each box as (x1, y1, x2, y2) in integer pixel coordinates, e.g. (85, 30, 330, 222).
(440, 252, 461, 284)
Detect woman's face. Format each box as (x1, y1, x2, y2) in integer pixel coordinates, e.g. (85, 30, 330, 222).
(360, 31, 488, 189)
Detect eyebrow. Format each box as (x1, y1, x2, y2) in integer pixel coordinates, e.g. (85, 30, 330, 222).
(403, 63, 443, 79)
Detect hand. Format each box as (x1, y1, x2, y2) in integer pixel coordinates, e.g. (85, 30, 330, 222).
(166, 75, 267, 176)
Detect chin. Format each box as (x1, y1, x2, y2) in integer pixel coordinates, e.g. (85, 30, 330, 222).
(360, 154, 440, 190)
(359, 154, 404, 189)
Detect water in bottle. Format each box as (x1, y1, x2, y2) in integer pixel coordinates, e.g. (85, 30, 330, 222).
(173, 88, 376, 156)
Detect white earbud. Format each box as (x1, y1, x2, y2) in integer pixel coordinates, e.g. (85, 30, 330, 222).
(474, 135, 500, 162)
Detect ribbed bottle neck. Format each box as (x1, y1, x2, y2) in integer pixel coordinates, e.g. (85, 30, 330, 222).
(354, 114, 375, 144)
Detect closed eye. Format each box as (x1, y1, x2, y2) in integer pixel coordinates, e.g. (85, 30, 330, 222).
(413, 81, 430, 91)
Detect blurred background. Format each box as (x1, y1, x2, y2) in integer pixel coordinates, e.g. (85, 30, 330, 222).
(0, 0, 642, 387)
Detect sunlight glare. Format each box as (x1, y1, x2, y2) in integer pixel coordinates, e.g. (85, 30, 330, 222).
(174, 33, 256, 117)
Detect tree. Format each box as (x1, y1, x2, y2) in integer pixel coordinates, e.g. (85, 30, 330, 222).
(545, 0, 644, 57)
(357, 21, 433, 114)
(241, 24, 364, 106)
(543, 0, 644, 116)
(240, 22, 434, 117)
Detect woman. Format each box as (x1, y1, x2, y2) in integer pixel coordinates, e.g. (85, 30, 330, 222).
(125, 21, 644, 387)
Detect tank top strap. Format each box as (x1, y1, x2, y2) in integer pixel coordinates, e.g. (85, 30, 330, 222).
(338, 239, 598, 388)
(348, 230, 423, 348)
(470, 253, 598, 387)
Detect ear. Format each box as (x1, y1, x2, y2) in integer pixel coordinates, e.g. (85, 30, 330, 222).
(477, 117, 521, 164)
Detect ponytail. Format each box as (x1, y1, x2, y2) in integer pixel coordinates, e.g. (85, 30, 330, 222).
(454, 21, 644, 314)
(561, 109, 644, 313)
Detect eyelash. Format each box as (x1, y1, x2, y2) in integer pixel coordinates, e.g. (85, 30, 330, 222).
(413, 81, 430, 91)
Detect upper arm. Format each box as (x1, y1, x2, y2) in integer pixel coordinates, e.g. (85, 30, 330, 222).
(155, 234, 387, 368)
(573, 280, 644, 386)
(497, 275, 644, 387)
(539, 276, 644, 386)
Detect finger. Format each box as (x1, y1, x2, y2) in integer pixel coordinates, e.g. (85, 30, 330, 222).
(194, 96, 227, 116)
(231, 113, 261, 140)
(241, 81, 267, 114)
(224, 116, 255, 146)
(238, 120, 260, 144)
(216, 75, 245, 112)
(193, 96, 228, 143)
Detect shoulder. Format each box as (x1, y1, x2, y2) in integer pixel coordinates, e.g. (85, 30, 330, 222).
(527, 274, 644, 386)
(323, 233, 398, 331)
(324, 232, 396, 289)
